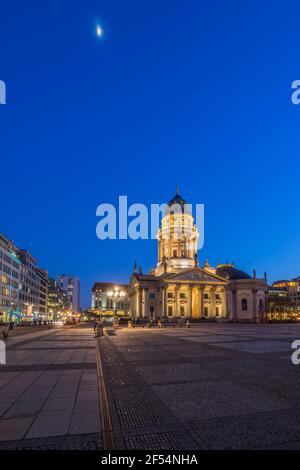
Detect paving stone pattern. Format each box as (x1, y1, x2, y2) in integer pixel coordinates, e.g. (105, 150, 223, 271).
(1, 323, 300, 450)
(99, 323, 300, 450)
(0, 326, 102, 449)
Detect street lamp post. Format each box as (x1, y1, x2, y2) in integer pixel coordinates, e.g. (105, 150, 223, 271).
(107, 287, 125, 324)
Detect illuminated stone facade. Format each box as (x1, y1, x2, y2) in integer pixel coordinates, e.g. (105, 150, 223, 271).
(129, 190, 268, 322)
(91, 282, 130, 317)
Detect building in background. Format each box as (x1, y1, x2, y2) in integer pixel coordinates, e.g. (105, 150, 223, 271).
(0, 234, 20, 321)
(267, 278, 300, 320)
(47, 278, 70, 321)
(0, 233, 48, 322)
(91, 282, 130, 317)
(57, 275, 80, 313)
(36, 268, 48, 320)
(18, 250, 48, 321)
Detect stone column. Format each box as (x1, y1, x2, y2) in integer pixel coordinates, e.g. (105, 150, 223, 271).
(196, 287, 201, 318)
(189, 285, 193, 318)
(252, 289, 257, 322)
(232, 289, 237, 322)
(211, 287, 216, 318)
(200, 286, 204, 317)
(144, 288, 149, 319)
(161, 287, 165, 318)
(174, 285, 179, 317)
(162, 286, 168, 318)
(223, 289, 228, 318)
(264, 291, 267, 322)
(135, 287, 139, 318)
(139, 288, 143, 318)
(130, 294, 135, 320)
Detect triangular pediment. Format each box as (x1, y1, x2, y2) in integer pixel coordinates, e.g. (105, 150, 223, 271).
(162, 267, 227, 283)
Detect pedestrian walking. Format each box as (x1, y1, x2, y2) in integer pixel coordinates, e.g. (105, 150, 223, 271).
(95, 321, 104, 337)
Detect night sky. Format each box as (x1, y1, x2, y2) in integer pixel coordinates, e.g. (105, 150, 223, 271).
(1, 1, 300, 308)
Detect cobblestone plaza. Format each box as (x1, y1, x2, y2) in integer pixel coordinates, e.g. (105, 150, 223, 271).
(0, 323, 299, 450)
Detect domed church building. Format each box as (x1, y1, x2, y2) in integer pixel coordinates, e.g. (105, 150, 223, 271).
(129, 189, 268, 322)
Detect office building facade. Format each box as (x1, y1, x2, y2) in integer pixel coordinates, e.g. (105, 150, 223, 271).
(48, 278, 70, 321)
(57, 275, 80, 313)
(0, 233, 48, 322)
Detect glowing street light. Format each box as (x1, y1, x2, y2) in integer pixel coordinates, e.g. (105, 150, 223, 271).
(107, 288, 125, 318)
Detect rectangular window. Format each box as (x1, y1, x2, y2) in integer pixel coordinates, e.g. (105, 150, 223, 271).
(1, 287, 10, 296)
(180, 293, 186, 299)
(167, 292, 174, 299)
(149, 293, 155, 299)
(180, 306, 185, 316)
(204, 306, 208, 317)
(167, 306, 173, 316)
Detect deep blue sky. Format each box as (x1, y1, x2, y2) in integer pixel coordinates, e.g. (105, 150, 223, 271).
(1, 1, 300, 308)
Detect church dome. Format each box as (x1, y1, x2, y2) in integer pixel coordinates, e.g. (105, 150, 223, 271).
(168, 193, 187, 208)
(167, 187, 191, 214)
(216, 264, 251, 280)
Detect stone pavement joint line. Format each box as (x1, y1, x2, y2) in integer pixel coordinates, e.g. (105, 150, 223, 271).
(96, 338, 116, 450)
(2, 364, 96, 372)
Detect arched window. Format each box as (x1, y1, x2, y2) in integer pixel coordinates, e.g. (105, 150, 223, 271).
(241, 298, 248, 311)
(259, 299, 264, 312)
